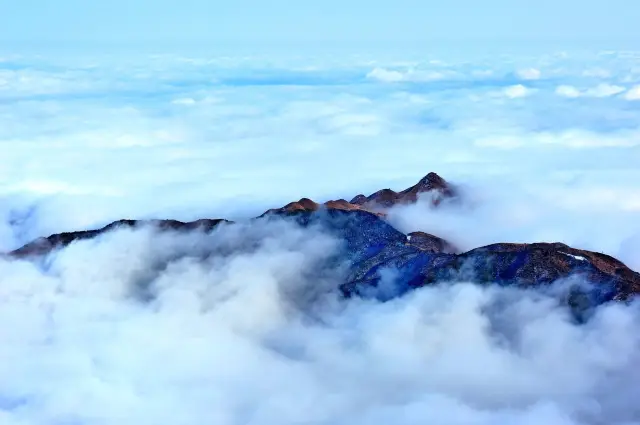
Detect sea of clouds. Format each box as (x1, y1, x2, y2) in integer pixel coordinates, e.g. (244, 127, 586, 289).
(1, 46, 640, 424)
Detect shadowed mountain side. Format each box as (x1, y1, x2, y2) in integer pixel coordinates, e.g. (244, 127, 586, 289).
(257, 209, 640, 308)
(443, 243, 640, 300)
(407, 231, 459, 254)
(342, 238, 640, 304)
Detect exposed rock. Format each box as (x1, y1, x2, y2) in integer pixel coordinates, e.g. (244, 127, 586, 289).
(261, 197, 379, 216)
(9, 218, 230, 258)
(406, 231, 459, 254)
(264, 171, 456, 217)
(349, 171, 456, 210)
(420, 242, 640, 301)
(349, 194, 368, 205)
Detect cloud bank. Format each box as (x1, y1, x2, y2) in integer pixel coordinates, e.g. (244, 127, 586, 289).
(1, 48, 640, 252)
(2, 218, 640, 425)
(2, 46, 640, 424)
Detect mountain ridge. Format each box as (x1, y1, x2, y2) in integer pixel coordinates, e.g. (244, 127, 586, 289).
(5, 172, 639, 309)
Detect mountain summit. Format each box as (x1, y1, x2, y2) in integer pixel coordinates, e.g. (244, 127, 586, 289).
(263, 172, 456, 216)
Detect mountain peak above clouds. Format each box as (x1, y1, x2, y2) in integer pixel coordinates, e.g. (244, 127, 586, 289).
(348, 171, 456, 210)
(261, 172, 456, 217)
(5, 171, 639, 312)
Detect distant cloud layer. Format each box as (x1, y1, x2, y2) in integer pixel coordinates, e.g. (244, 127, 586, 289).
(1, 48, 639, 253)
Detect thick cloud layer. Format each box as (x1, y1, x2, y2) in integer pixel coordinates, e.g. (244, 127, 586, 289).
(2, 47, 640, 424)
(1, 220, 640, 425)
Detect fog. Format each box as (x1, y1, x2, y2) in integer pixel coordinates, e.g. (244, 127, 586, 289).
(0, 217, 639, 425)
(2, 47, 640, 424)
(388, 179, 640, 271)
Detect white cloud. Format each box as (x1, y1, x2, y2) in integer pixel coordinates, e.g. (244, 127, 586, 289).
(474, 135, 524, 149)
(366, 67, 447, 83)
(172, 97, 197, 105)
(1, 220, 640, 424)
(582, 68, 611, 78)
(1, 51, 639, 250)
(555, 85, 582, 98)
(2, 49, 640, 423)
(624, 85, 640, 100)
(555, 83, 627, 99)
(366, 67, 405, 82)
(516, 68, 541, 80)
(503, 84, 533, 98)
(537, 130, 640, 148)
(584, 83, 626, 98)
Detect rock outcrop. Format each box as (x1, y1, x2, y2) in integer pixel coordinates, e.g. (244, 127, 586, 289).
(349, 171, 456, 209)
(406, 231, 459, 254)
(262, 171, 457, 217)
(9, 218, 230, 258)
(4, 172, 639, 313)
(261, 197, 378, 216)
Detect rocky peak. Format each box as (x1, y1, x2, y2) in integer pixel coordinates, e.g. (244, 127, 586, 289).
(418, 172, 448, 190)
(270, 171, 457, 216)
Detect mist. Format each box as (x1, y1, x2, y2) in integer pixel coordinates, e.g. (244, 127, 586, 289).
(0, 215, 639, 425)
(387, 178, 640, 271)
(2, 41, 640, 425)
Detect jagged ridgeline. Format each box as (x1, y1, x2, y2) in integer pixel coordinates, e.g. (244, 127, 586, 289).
(6, 173, 640, 314)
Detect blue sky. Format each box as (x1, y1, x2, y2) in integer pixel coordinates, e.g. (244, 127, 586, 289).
(1, 0, 639, 45)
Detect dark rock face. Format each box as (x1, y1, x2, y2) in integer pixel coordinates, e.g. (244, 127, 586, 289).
(406, 231, 459, 254)
(5, 171, 639, 313)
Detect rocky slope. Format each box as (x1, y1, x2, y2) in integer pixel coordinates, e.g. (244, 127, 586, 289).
(5, 172, 640, 312)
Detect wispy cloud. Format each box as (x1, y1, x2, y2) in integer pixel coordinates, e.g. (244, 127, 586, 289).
(516, 68, 541, 80)
(624, 85, 640, 100)
(503, 84, 534, 98)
